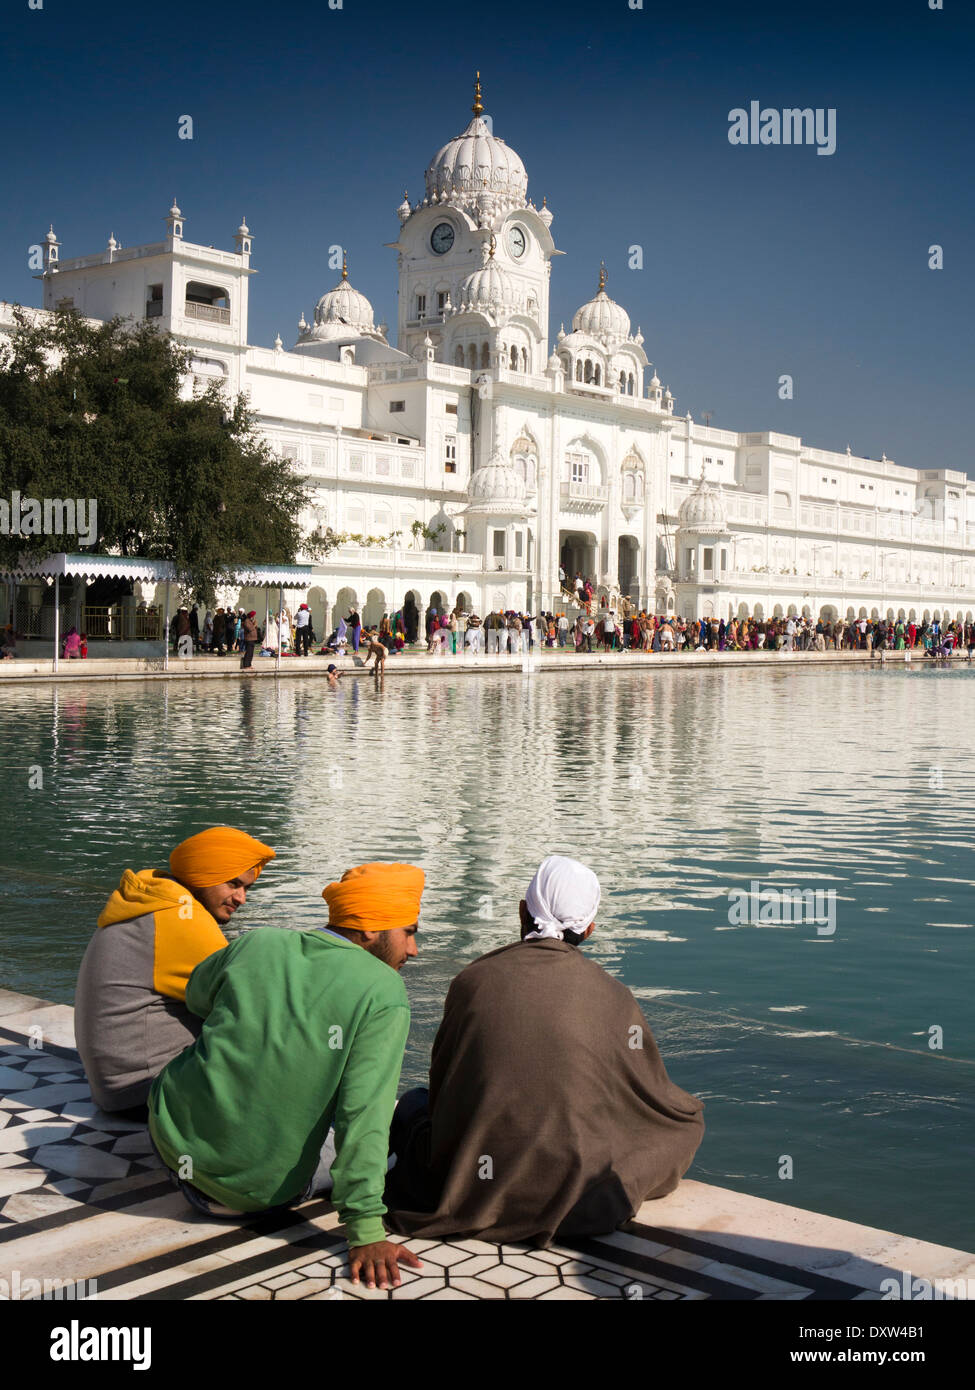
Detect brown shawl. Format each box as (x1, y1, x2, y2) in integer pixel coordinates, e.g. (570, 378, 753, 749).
(386, 939, 704, 1247)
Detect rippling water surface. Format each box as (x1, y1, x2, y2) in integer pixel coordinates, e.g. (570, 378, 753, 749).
(1, 664, 973, 1248)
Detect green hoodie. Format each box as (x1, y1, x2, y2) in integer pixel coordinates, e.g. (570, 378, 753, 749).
(149, 927, 410, 1247)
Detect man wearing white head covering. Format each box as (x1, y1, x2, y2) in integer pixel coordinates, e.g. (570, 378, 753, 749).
(386, 855, 704, 1247)
(521, 853, 600, 942)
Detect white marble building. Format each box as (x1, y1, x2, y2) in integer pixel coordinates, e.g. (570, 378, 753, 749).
(5, 76, 975, 635)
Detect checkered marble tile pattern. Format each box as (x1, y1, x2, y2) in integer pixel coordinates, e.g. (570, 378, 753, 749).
(2, 997, 971, 1301)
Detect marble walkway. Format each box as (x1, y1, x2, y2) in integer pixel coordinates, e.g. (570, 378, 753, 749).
(1, 989, 972, 1301)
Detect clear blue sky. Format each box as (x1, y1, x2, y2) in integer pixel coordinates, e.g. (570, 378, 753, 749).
(2, 0, 972, 470)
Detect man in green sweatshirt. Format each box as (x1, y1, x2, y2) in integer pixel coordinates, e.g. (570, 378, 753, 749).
(149, 861, 426, 1290)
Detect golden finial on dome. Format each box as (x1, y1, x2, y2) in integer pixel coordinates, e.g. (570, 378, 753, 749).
(472, 71, 484, 117)
(341, 250, 348, 281)
(598, 261, 607, 293)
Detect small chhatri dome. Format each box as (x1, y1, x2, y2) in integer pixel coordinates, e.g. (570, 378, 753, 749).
(538, 195, 553, 228)
(650, 370, 661, 388)
(45, 225, 58, 244)
(397, 189, 412, 223)
(466, 446, 528, 514)
(273, 332, 283, 350)
(237, 216, 250, 236)
(303, 255, 381, 340)
(107, 234, 118, 252)
(425, 76, 528, 211)
(571, 264, 632, 342)
(678, 472, 728, 533)
(169, 199, 182, 218)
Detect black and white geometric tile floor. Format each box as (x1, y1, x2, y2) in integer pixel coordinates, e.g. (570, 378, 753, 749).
(1, 994, 972, 1301)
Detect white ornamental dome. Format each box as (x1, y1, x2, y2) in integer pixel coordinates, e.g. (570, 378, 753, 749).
(425, 78, 528, 209)
(678, 475, 729, 533)
(303, 256, 381, 342)
(465, 447, 528, 514)
(572, 266, 632, 343)
(457, 244, 516, 312)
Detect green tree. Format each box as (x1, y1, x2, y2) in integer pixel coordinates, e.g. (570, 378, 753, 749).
(0, 309, 328, 601)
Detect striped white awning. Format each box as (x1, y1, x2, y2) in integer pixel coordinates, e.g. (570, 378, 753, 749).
(1, 555, 314, 589)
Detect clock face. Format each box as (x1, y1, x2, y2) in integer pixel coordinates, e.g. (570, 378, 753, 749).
(431, 222, 455, 255)
(507, 224, 527, 259)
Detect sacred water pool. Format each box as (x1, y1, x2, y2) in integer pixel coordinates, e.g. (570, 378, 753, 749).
(2, 664, 973, 1250)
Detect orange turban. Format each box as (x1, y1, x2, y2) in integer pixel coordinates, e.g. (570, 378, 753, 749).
(169, 827, 276, 890)
(322, 862, 424, 932)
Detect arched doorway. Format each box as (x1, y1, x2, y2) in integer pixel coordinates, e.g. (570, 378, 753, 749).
(334, 587, 358, 624)
(559, 531, 598, 587)
(363, 588, 386, 627)
(618, 536, 640, 603)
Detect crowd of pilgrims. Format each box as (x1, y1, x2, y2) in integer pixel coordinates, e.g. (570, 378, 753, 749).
(168, 593, 975, 659)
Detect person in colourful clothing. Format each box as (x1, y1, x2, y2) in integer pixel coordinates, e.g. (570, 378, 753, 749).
(149, 862, 426, 1291)
(75, 827, 275, 1114)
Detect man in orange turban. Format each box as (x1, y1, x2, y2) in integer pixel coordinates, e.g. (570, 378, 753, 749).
(150, 860, 425, 1293)
(75, 826, 275, 1114)
(321, 862, 424, 972)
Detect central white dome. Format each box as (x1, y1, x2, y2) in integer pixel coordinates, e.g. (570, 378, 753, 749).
(424, 80, 528, 209)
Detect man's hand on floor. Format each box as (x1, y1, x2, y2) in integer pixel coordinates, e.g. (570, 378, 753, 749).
(348, 1240, 423, 1289)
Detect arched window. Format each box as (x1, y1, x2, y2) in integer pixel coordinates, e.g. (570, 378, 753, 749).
(521, 347, 528, 372)
(593, 364, 601, 386)
(510, 344, 518, 371)
(619, 371, 627, 391)
(628, 373, 635, 395)
(575, 359, 583, 382)
(584, 360, 594, 384)
(454, 346, 464, 367)
(480, 342, 490, 369)
(466, 344, 477, 371)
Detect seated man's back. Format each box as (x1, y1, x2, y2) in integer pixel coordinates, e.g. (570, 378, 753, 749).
(388, 909, 704, 1246)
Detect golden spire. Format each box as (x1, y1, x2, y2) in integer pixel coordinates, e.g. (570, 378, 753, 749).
(598, 261, 607, 293)
(472, 71, 483, 117)
(341, 250, 348, 281)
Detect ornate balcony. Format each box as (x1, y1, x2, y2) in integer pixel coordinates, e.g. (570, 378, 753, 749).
(560, 481, 609, 512)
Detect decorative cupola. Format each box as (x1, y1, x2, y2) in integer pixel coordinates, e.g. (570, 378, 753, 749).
(648, 368, 662, 405)
(273, 332, 283, 351)
(166, 199, 184, 241)
(234, 217, 252, 256)
(454, 235, 517, 317)
(298, 311, 308, 333)
(106, 234, 118, 262)
(538, 195, 553, 229)
(423, 73, 529, 219)
(397, 190, 412, 224)
(571, 262, 632, 344)
(43, 224, 60, 271)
